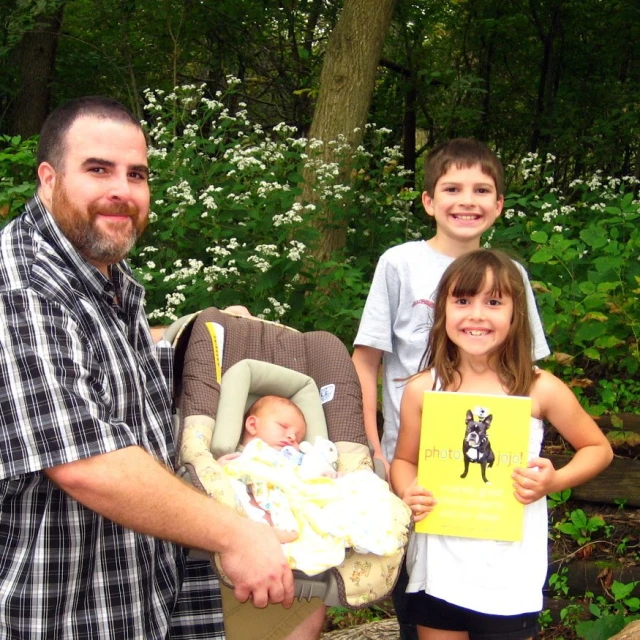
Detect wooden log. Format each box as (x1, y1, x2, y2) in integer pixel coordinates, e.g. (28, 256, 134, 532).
(546, 455, 640, 507)
(610, 619, 640, 640)
(595, 414, 640, 433)
(548, 413, 640, 455)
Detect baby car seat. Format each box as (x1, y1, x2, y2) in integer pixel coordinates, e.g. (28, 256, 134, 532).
(167, 307, 411, 608)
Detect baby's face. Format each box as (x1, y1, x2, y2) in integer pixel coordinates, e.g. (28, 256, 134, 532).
(253, 404, 306, 450)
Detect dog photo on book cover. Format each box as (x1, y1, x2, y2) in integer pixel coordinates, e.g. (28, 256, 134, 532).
(460, 406, 495, 484)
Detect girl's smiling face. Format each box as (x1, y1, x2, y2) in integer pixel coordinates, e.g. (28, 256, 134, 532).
(445, 269, 514, 359)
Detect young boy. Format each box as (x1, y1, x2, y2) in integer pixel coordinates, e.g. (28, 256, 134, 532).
(352, 138, 550, 639)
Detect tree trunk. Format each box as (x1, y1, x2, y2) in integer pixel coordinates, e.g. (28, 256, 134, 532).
(529, 1, 564, 154)
(303, 0, 397, 262)
(9, 3, 65, 137)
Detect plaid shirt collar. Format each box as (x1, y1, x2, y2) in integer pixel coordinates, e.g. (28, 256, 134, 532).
(26, 193, 143, 312)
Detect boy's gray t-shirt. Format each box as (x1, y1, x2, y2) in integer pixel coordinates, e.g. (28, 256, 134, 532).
(354, 241, 550, 461)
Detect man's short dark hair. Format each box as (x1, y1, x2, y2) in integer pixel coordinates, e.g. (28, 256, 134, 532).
(37, 96, 144, 172)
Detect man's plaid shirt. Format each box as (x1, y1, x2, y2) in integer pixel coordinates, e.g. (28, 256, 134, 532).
(0, 196, 223, 639)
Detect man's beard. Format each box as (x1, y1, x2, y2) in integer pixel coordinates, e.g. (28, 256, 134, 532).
(51, 181, 148, 267)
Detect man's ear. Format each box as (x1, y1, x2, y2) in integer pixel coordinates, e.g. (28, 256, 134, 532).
(37, 162, 57, 203)
(244, 415, 258, 436)
(422, 191, 435, 218)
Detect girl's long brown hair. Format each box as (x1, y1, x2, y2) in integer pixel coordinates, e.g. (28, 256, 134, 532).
(420, 250, 536, 396)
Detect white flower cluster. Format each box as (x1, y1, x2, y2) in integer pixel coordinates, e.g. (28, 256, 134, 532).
(287, 240, 305, 261)
(258, 297, 291, 321)
(586, 170, 603, 190)
(272, 202, 316, 227)
(382, 145, 403, 163)
(223, 146, 266, 172)
(136, 82, 441, 324)
(147, 146, 168, 160)
(540, 202, 558, 223)
(269, 297, 290, 317)
(257, 181, 289, 198)
(203, 261, 240, 287)
(247, 255, 272, 273)
(206, 245, 231, 257)
(198, 185, 223, 213)
(166, 180, 196, 216)
(255, 244, 280, 257)
(163, 259, 204, 284)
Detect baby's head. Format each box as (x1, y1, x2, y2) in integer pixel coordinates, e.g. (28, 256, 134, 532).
(242, 395, 307, 451)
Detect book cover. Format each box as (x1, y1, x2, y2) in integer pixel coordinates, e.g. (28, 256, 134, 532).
(415, 391, 532, 542)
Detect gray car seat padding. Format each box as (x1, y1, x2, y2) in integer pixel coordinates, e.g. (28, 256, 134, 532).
(207, 359, 328, 458)
(177, 307, 367, 450)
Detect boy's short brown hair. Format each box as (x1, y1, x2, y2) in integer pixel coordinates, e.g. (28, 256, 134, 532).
(423, 138, 504, 196)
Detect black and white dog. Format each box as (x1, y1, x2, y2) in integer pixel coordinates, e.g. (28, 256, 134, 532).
(460, 407, 495, 483)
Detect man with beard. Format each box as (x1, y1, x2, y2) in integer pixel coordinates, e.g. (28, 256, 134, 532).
(0, 97, 296, 639)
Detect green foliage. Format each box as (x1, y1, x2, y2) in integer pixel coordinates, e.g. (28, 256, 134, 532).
(544, 499, 639, 639)
(575, 581, 640, 639)
(554, 509, 606, 546)
(1, 81, 638, 417)
(548, 489, 572, 510)
(490, 153, 640, 413)
(4, 0, 638, 187)
(0, 134, 37, 218)
(134, 82, 422, 343)
(381, 0, 640, 183)
(544, 568, 640, 639)
(326, 603, 390, 630)
(548, 566, 571, 598)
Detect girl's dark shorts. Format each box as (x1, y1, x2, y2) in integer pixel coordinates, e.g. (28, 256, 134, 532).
(405, 592, 540, 640)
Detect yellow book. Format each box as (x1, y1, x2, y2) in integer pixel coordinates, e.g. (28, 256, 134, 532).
(415, 391, 532, 542)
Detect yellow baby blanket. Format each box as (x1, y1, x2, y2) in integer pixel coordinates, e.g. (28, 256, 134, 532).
(222, 438, 409, 576)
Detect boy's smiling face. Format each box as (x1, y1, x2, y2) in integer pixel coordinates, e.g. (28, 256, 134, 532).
(422, 163, 503, 255)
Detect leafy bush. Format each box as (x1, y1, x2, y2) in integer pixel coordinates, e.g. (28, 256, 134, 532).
(134, 81, 421, 343)
(575, 580, 640, 640)
(554, 508, 606, 546)
(0, 134, 37, 219)
(490, 154, 640, 414)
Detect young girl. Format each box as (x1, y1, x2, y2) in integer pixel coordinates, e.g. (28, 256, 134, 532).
(390, 249, 613, 640)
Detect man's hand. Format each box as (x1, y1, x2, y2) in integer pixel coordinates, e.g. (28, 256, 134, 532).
(222, 306, 252, 317)
(149, 326, 167, 343)
(218, 520, 297, 608)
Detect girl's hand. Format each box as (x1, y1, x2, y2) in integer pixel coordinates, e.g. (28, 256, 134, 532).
(512, 457, 556, 504)
(402, 478, 437, 522)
